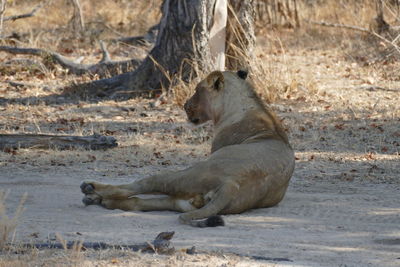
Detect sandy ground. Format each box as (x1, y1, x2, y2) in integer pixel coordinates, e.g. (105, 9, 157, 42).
(1, 48, 400, 266)
(2, 170, 400, 266)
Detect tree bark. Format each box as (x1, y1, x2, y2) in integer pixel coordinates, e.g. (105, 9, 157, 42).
(81, 0, 216, 95)
(78, 0, 255, 97)
(226, 0, 256, 70)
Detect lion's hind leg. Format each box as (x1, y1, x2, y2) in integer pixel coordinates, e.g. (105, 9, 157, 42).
(179, 181, 239, 227)
(81, 181, 134, 199)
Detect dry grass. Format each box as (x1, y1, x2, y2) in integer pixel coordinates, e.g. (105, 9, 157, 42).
(0, 248, 266, 267)
(3, 0, 162, 44)
(0, 192, 27, 249)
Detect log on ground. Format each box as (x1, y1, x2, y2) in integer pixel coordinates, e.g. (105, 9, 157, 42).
(0, 133, 118, 150)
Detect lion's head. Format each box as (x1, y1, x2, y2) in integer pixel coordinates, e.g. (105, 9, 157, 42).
(183, 70, 248, 125)
(184, 70, 289, 150)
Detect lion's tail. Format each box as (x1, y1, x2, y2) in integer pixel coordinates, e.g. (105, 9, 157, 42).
(189, 215, 225, 228)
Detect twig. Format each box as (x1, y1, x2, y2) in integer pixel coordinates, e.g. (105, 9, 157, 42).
(370, 31, 400, 55)
(87, 20, 125, 37)
(99, 40, 111, 63)
(357, 85, 399, 92)
(70, 0, 85, 34)
(305, 20, 371, 33)
(7, 81, 52, 91)
(306, 19, 400, 57)
(3, 2, 45, 22)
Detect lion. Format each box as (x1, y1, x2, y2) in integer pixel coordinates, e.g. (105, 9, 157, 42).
(80, 70, 295, 227)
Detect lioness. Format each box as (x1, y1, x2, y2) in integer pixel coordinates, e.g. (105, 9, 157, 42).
(81, 70, 295, 227)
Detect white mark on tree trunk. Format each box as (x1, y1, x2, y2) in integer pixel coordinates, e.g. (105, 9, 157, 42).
(209, 0, 227, 71)
(0, 0, 6, 38)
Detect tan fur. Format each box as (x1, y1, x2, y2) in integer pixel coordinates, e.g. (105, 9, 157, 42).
(81, 70, 295, 226)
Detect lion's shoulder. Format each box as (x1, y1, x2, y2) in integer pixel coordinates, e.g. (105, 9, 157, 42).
(211, 107, 289, 153)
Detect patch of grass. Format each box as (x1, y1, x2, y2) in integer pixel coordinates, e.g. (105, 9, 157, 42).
(0, 192, 27, 250)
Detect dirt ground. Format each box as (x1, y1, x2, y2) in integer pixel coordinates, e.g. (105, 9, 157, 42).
(1, 1, 400, 266)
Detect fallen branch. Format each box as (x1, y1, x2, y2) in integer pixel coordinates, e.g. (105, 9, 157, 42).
(15, 232, 191, 255)
(0, 44, 141, 76)
(3, 2, 45, 22)
(0, 133, 117, 150)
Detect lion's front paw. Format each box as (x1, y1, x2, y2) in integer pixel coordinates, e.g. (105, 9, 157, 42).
(81, 181, 104, 206)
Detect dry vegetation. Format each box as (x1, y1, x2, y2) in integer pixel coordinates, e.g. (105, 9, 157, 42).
(0, 0, 399, 266)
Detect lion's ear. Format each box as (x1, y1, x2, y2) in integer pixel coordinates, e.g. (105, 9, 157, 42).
(237, 70, 248, 80)
(207, 71, 224, 91)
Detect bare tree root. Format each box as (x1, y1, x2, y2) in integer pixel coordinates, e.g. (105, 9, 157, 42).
(65, 56, 163, 99)
(0, 42, 142, 76)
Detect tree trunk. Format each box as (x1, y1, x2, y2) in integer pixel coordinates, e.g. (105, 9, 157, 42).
(77, 0, 255, 98)
(226, 0, 256, 70)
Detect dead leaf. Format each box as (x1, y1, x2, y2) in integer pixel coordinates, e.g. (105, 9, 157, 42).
(4, 147, 17, 155)
(365, 152, 375, 160)
(30, 232, 39, 238)
(334, 123, 345, 130)
(153, 152, 163, 159)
